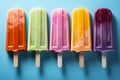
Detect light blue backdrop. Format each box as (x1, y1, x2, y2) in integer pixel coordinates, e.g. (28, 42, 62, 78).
(0, 0, 120, 80)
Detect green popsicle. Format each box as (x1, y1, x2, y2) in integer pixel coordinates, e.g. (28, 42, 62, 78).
(28, 8, 48, 67)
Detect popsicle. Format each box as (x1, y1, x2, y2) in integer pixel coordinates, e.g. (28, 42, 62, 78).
(6, 8, 26, 67)
(71, 8, 91, 68)
(27, 8, 48, 67)
(94, 8, 113, 68)
(50, 8, 70, 68)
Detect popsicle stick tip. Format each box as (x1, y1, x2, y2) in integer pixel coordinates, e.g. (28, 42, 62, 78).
(14, 53, 18, 68)
(58, 65, 62, 68)
(102, 66, 106, 69)
(102, 53, 107, 68)
(14, 64, 18, 68)
(58, 53, 62, 68)
(36, 52, 40, 68)
(80, 65, 84, 68)
(36, 64, 40, 68)
(79, 52, 84, 68)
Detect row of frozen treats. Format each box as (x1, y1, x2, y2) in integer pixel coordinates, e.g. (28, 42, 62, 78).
(6, 8, 113, 68)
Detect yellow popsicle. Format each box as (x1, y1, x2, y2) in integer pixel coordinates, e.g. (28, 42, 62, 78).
(71, 8, 91, 52)
(71, 8, 91, 68)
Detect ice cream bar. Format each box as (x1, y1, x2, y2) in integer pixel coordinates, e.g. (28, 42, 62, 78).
(28, 8, 48, 67)
(6, 8, 26, 67)
(94, 8, 113, 68)
(50, 8, 70, 67)
(71, 8, 91, 68)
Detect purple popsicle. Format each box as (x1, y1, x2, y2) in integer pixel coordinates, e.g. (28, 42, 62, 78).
(94, 8, 114, 68)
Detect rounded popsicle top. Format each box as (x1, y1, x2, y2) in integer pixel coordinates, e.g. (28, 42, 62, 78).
(51, 8, 68, 23)
(51, 8, 68, 16)
(30, 8, 46, 14)
(95, 8, 112, 15)
(94, 8, 112, 24)
(7, 8, 24, 14)
(29, 8, 47, 21)
(7, 8, 25, 28)
(72, 8, 89, 14)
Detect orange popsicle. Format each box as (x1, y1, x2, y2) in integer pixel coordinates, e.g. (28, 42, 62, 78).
(6, 8, 26, 67)
(71, 8, 91, 68)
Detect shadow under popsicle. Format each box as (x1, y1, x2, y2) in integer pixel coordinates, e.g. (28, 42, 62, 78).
(62, 51, 74, 76)
(39, 51, 55, 75)
(62, 51, 98, 76)
(84, 52, 100, 75)
(105, 14, 120, 76)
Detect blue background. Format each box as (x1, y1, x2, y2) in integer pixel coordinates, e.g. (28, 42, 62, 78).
(0, 0, 120, 80)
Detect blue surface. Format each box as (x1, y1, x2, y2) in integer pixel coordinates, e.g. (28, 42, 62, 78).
(0, 0, 120, 80)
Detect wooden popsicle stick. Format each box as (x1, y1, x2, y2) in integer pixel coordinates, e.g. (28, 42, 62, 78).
(36, 51, 40, 68)
(79, 51, 84, 68)
(14, 52, 18, 68)
(102, 52, 106, 68)
(58, 52, 62, 68)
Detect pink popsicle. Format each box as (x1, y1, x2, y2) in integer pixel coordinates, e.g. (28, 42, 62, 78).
(50, 8, 70, 67)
